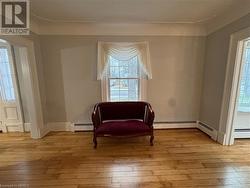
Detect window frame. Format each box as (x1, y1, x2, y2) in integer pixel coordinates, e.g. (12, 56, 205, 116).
(101, 56, 147, 102)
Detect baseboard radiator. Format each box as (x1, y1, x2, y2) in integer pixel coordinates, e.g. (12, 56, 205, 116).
(197, 121, 218, 141)
(46, 120, 222, 143)
(74, 123, 93, 131)
(73, 121, 198, 131)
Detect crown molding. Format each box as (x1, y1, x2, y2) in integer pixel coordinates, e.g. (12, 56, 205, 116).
(205, 1, 250, 35)
(29, 17, 207, 36)
(31, 11, 210, 25)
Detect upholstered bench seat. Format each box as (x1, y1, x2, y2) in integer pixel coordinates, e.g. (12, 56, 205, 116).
(96, 120, 151, 136)
(92, 102, 155, 148)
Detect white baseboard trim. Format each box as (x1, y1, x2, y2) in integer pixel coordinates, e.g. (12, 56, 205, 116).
(217, 131, 226, 144)
(39, 127, 50, 138)
(197, 121, 218, 141)
(47, 122, 74, 132)
(24, 123, 31, 132)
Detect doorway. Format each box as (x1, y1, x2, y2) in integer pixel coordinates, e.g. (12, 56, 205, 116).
(0, 36, 45, 138)
(233, 39, 250, 138)
(0, 40, 25, 133)
(222, 26, 250, 145)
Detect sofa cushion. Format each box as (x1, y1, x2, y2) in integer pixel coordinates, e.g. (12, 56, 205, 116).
(96, 120, 151, 136)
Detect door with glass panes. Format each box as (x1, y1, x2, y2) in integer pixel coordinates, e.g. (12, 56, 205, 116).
(233, 39, 250, 138)
(0, 41, 24, 132)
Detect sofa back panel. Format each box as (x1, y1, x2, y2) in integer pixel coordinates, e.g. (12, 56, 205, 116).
(98, 102, 147, 122)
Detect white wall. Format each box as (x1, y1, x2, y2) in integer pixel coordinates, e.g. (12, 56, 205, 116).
(199, 13, 250, 131)
(40, 35, 206, 124)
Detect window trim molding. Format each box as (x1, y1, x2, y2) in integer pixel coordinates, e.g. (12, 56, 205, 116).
(101, 76, 108, 102)
(140, 79, 147, 101)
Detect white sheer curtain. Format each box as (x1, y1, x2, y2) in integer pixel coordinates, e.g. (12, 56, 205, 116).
(97, 41, 152, 80)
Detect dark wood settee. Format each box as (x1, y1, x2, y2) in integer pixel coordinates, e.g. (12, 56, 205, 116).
(91, 102, 155, 148)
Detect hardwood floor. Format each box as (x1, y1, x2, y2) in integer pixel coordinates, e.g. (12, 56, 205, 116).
(0, 129, 250, 187)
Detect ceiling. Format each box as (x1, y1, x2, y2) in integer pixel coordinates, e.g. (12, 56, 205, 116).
(30, 0, 240, 24)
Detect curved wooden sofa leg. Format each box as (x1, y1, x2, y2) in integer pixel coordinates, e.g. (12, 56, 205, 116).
(150, 135, 154, 146)
(93, 134, 97, 149)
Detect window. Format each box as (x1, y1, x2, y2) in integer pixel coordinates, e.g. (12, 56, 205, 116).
(108, 55, 139, 101)
(98, 42, 152, 102)
(0, 47, 15, 102)
(238, 40, 250, 112)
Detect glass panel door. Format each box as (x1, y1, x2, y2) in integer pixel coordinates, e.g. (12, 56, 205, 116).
(233, 39, 250, 133)
(0, 42, 24, 132)
(238, 40, 250, 112)
(0, 47, 16, 102)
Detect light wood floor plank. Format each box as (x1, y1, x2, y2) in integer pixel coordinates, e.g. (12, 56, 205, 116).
(0, 129, 249, 187)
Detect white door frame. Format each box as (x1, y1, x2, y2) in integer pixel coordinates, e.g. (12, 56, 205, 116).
(0, 41, 25, 132)
(0, 36, 46, 139)
(219, 27, 250, 145)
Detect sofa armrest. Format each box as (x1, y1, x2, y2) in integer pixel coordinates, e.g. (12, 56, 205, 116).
(145, 103, 155, 128)
(92, 104, 101, 129)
